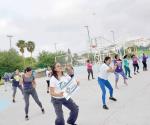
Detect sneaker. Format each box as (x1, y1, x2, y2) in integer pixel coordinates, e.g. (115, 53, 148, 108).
(12, 99, 15, 103)
(25, 115, 29, 120)
(103, 105, 109, 110)
(137, 71, 139, 73)
(41, 108, 45, 114)
(129, 76, 132, 78)
(109, 97, 117, 101)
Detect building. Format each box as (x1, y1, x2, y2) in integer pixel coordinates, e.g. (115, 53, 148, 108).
(125, 38, 150, 48)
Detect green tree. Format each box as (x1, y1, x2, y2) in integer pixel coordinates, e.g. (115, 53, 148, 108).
(26, 41, 35, 66)
(25, 57, 36, 69)
(72, 53, 79, 65)
(37, 51, 56, 68)
(81, 52, 94, 61)
(0, 49, 24, 76)
(16, 40, 26, 56)
(16, 40, 26, 67)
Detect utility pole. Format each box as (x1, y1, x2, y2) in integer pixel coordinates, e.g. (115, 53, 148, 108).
(7, 35, 14, 49)
(110, 30, 118, 53)
(110, 30, 115, 43)
(84, 26, 92, 58)
(54, 42, 57, 53)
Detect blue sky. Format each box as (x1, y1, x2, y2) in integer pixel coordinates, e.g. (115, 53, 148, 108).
(0, 0, 150, 57)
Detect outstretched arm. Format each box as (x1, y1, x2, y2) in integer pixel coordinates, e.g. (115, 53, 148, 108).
(107, 65, 117, 73)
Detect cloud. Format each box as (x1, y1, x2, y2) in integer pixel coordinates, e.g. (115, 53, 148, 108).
(0, 0, 150, 57)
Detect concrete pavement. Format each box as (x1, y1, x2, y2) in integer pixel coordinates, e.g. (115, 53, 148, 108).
(0, 67, 150, 125)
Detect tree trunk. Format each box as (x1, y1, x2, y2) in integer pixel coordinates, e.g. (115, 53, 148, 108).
(22, 52, 25, 68)
(31, 52, 33, 67)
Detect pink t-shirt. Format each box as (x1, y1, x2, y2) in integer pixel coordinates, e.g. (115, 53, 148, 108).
(87, 63, 93, 69)
(133, 57, 138, 64)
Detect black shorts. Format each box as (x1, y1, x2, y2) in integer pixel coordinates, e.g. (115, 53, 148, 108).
(46, 80, 50, 87)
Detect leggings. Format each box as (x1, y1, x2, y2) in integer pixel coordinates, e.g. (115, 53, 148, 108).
(12, 85, 23, 98)
(114, 71, 127, 82)
(87, 69, 94, 80)
(24, 88, 43, 115)
(142, 61, 147, 70)
(4, 81, 9, 91)
(98, 77, 113, 105)
(51, 97, 79, 125)
(133, 64, 139, 73)
(124, 66, 131, 77)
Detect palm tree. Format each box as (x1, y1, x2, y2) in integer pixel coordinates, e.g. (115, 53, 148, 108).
(26, 41, 35, 66)
(16, 40, 26, 56)
(16, 40, 26, 67)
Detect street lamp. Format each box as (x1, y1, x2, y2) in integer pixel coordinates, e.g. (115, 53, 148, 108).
(84, 26, 92, 58)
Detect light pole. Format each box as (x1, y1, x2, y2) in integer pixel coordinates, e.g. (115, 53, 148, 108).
(7, 35, 14, 49)
(54, 42, 57, 53)
(110, 30, 115, 43)
(84, 26, 92, 58)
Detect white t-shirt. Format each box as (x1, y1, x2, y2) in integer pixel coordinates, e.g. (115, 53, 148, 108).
(46, 70, 51, 81)
(98, 63, 110, 80)
(50, 75, 71, 99)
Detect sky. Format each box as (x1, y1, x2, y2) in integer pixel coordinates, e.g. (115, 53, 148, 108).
(0, 0, 150, 57)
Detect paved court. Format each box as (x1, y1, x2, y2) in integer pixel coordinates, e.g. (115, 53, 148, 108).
(0, 65, 150, 125)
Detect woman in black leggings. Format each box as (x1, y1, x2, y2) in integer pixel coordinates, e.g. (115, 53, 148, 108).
(142, 53, 148, 71)
(21, 67, 45, 120)
(12, 69, 23, 103)
(86, 60, 94, 80)
(132, 55, 140, 75)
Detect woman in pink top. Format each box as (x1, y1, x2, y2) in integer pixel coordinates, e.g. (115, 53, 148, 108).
(87, 60, 94, 80)
(132, 54, 140, 75)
